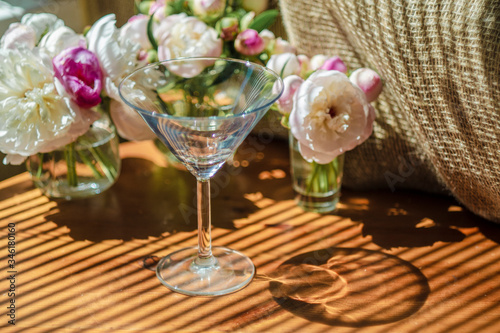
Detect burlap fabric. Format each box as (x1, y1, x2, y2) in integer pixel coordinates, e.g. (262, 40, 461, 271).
(279, 0, 500, 223)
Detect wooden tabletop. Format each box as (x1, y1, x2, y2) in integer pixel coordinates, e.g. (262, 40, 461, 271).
(1, 137, 499, 332)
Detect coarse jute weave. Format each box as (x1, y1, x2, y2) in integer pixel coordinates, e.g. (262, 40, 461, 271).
(279, 0, 500, 223)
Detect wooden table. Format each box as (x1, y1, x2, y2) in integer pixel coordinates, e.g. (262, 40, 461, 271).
(1, 138, 499, 332)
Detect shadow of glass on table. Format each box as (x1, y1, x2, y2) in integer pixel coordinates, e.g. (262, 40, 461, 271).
(44, 137, 293, 242)
(262, 247, 430, 327)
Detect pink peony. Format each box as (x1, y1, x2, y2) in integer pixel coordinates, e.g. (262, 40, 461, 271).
(289, 70, 376, 164)
(53, 46, 103, 108)
(234, 29, 265, 56)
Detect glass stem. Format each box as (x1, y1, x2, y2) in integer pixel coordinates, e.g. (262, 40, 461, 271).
(196, 179, 214, 266)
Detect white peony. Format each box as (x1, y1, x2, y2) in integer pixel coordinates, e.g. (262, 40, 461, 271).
(120, 14, 152, 50)
(0, 47, 98, 164)
(38, 26, 85, 57)
(86, 14, 142, 100)
(0, 23, 37, 49)
(289, 70, 375, 164)
(21, 13, 65, 43)
(157, 15, 222, 77)
(153, 13, 187, 43)
(86, 14, 156, 141)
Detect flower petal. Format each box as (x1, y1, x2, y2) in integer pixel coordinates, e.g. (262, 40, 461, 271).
(109, 99, 157, 141)
(297, 140, 338, 164)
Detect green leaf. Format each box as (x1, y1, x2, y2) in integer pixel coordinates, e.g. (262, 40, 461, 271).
(147, 13, 158, 50)
(248, 9, 279, 32)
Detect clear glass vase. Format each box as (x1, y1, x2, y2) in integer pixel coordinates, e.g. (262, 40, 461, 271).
(26, 115, 121, 199)
(289, 132, 344, 213)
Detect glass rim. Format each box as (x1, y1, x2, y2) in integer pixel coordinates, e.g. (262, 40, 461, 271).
(118, 56, 284, 120)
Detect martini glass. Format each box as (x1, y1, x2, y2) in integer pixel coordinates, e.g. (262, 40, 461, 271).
(119, 57, 283, 296)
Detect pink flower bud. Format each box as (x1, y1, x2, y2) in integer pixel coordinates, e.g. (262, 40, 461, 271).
(319, 56, 347, 73)
(277, 75, 303, 114)
(349, 67, 383, 102)
(52, 46, 103, 108)
(234, 29, 265, 56)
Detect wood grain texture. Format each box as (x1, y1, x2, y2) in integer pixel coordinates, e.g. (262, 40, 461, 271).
(1, 138, 499, 332)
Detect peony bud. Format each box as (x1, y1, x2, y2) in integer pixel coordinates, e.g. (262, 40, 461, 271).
(138, 0, 154, 14)
(297, 54, 310, 76)
(146, 49, 158, 63)
(319, 56, 347, 73)
(240, 11, 255, 31)
(241, 0, 268, 15)
(234, 29, 265, 56)
(276, 75, 303, 115)
(259, 29, 275, 50)
(218, 17, 239, 41)
(272, 37, 296, 55)
(149, 0, 173, 21)
(266, 52, 301, 78)
(349, 67, 383, 102)
(309, 54, 327, 71)
(52, 46, 103, 108)
(190, 0, 227, 23)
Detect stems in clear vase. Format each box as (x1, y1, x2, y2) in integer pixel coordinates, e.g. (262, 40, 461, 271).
(289, 132, 345, 213)
(26, 115, 121, 199)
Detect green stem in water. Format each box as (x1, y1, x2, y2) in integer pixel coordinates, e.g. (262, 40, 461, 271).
(77, 149, 103, 180)
(64, 142, 78, 187)
(88, 146, 118, 181)
(306, 161, 320, 194)
(305, 159, 340, 195)
(36, 153, 44, 179)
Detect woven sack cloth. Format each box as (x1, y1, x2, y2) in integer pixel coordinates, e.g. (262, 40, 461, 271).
(279, 0, 500, 223)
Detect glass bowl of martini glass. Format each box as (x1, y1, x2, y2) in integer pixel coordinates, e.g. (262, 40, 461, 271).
(119, 57, 283, 296)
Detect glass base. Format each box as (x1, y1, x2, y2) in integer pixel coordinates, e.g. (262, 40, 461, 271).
(156, 246, 255, 296)
(295, 192, 340, 213)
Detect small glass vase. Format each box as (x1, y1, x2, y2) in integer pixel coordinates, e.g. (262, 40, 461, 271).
(289, 132, 345, 213)
(26, 115, 121, 199)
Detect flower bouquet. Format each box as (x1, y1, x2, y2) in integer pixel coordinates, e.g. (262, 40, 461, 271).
(0, 12, 156, 198)
(126, 0, 295, 157)
(267, 52, 383, 212)
(132, 0, 290, 64)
